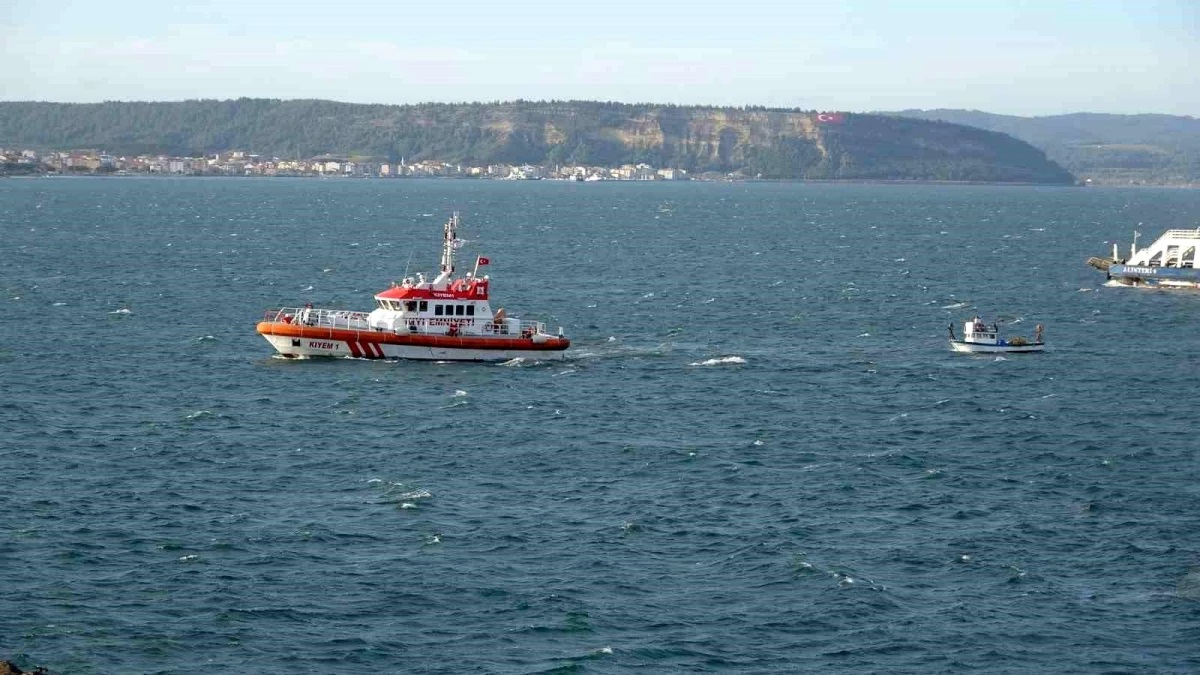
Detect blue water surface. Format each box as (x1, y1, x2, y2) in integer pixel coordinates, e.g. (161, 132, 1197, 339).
(2, 177, 1199, 673)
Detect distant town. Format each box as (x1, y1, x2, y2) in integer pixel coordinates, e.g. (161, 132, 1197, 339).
(0, 148, 690, 181)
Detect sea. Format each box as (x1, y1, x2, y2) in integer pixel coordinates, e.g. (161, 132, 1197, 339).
(2, 177, 1199, 673)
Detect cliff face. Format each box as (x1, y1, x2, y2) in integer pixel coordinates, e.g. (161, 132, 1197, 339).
(0, 100, 1075, 183)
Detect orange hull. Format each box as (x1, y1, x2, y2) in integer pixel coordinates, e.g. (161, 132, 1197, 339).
(256, 321, 571, 352)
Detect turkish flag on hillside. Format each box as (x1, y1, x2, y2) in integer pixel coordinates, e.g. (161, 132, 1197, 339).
(816, 112, 845, 124)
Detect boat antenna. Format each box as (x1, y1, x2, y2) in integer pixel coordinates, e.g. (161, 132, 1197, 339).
(401, 248, 413, 283)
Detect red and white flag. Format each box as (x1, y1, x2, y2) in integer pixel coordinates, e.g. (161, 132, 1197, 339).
(816, 112, 845, 124)
(476, 256, 490, 266)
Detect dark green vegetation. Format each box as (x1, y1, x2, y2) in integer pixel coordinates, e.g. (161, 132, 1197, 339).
(891, 110, 1200, 186)
(0, 99, 1074, 183)
(0, 161, 41, 176)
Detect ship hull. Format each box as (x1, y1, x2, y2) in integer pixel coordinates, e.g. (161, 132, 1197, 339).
(949, 340, 1044, 354)
(258, 322, 570, 361)
(1104, 264, 1200, 289)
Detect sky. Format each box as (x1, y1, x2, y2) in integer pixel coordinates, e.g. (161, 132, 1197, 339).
(2, 0, 1197, 117)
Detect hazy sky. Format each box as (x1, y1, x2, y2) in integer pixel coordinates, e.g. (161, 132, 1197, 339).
(2, 0, 1197, 116)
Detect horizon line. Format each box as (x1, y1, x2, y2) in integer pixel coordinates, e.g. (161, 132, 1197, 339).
(0, 98, 1193, 120)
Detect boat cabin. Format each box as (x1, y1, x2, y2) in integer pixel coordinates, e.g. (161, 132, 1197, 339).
(963, 317, 999, 345)
(363, 271, 531, 337)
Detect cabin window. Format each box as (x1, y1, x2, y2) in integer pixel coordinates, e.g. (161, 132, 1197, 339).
(435, 305, 444, 316)
(377, 300, 386, 309)
(419, 301, 428, 312)
(455, 305, 465, 316)
(466, 305, 475, 316)
(405, 301, 417, 311)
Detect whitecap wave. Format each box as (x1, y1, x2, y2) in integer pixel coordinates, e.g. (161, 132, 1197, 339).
(941, 302, 968, 309)
(108, 308, 132, 315)
(689, 356, 747, 366)
(452, 389, 468, 397)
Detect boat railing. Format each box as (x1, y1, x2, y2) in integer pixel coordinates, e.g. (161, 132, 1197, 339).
(264, 307, 372, 329)
(482, 318, 547, 336)
(265, 307, 550, 337)
(1161, 229, 1200, 240)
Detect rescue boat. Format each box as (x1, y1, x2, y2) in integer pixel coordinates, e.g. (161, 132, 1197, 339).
(948, 317, 1045, 354)
(256, 213, 570, 361)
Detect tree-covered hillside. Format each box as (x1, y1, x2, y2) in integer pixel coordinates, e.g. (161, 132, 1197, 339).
(0, 99, 1074, 183)
(890, 109, 1200, 185)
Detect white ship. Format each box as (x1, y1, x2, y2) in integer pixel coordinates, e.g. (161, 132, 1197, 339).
(1087, 228, 1200, 289)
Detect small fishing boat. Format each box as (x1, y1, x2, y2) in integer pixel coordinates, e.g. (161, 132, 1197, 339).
(948, 317, 1044, 354)
(1087, 228, 1200, 289)
(256, 213, 570, 361)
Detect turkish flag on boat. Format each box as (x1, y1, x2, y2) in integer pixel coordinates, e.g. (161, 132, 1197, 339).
(816, 112, 845, 124)
(476, 256, 490, 265)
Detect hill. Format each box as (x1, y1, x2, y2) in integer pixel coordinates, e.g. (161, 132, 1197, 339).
(0, 99, 1074, 184)
(888, 109, 1200, 186)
